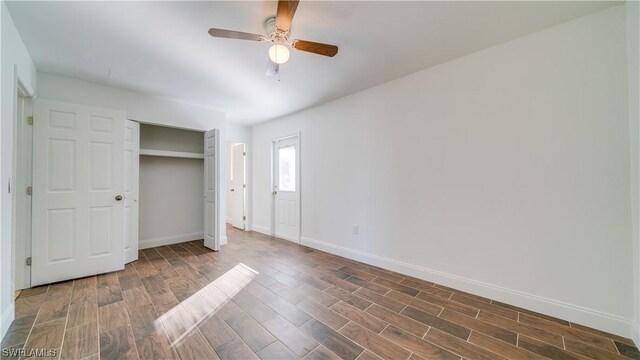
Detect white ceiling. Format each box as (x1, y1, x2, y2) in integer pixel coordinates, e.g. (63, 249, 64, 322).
(7, 1, 619, 125)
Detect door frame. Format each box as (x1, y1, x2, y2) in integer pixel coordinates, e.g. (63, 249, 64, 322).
(270, 132, 301, 243)
(227, 141, 247, 231)
(13, 75, 34, 292)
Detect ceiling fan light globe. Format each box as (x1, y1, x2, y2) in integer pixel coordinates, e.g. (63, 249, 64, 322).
(269, 44, 290, 64)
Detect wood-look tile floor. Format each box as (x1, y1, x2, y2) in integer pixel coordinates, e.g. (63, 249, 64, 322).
(3, 227, 639, 360)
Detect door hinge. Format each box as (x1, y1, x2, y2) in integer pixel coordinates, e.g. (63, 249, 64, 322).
(27, 116, 33, 125)
(243, 216, 246, 220)
(243, 151, 246, 156)
(26, 186, 32, 195)
(243, 184, 246, 188)
(26, 257, 31, 266)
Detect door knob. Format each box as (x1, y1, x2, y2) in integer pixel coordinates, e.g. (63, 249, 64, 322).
(230, 188, 235, 192)
(272, 191, 277, 195)
(115, 195, 123, 201)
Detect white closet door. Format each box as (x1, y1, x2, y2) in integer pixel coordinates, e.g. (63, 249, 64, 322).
(32, 99, 126, 285)
(204, 129, 219, 251)
(124, 120, 139, 263)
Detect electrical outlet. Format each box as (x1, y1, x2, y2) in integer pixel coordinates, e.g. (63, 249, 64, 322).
(352, 224, 359, 235)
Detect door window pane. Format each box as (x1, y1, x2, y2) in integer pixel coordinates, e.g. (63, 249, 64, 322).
(278, 145, 296, 192)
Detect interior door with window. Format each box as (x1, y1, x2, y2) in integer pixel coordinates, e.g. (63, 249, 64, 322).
(124, 120, 139, 263)
(230, 143, 245, 230)
(32, 99, 126, 285)
(273, 135, 300, 242)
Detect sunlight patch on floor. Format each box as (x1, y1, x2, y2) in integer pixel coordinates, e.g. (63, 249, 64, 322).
(155, 263, 259, 347)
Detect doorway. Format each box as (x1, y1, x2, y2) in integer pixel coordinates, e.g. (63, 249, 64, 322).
(271, 134, 300, 243)
(226, 141, 246, 230)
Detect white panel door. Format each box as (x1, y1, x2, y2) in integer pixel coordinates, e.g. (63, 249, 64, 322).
(273, 136, 300, 242)
(230, 143, 245, 230)
(204, 129, 219, 251)
(124, 120, 139, 263)
(32, 99, 125, 285)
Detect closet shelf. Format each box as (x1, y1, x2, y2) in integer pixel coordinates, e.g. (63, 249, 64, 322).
(139, 149, 204, 159)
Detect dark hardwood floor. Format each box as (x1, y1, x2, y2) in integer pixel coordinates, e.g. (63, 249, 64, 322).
(2, 226, 639, 359)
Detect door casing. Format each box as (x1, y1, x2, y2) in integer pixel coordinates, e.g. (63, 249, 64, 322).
(13, 80, 34, 291)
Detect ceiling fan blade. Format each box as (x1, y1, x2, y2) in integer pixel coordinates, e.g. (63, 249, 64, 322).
(266, 59, 280, 77)
(208, 28, 266, 42)
(291, 40, 338, 57)
(276, 0, 299, 32)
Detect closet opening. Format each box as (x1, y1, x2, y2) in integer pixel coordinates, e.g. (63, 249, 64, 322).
(138, 123, 207, 249)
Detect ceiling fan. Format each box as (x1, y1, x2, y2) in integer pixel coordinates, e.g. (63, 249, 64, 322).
(208, 0, 338, 76)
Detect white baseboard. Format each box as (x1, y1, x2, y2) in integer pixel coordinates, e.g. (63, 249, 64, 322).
(220, 236, 228, 245)
(248, 224, 300, 243)
(276, 234, 300, 244)
(1, 303, 15, 340)
(139, 232, 204, 249)
(633, 322, 639, 347)
(301, 236, 635, 341)
(250, 224, 271, 236)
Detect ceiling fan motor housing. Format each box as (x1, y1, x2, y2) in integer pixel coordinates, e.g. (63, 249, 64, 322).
(265, 16, 289, 44)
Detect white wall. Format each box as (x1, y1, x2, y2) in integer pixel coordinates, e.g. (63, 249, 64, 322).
(35, 72, 251, 247)
(138, 156, 204, 248)
(0, 1, 36, 338)
(252, 5, 634, 338)
(36, 72, 225, 131)
(627, 0, 640, 347)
